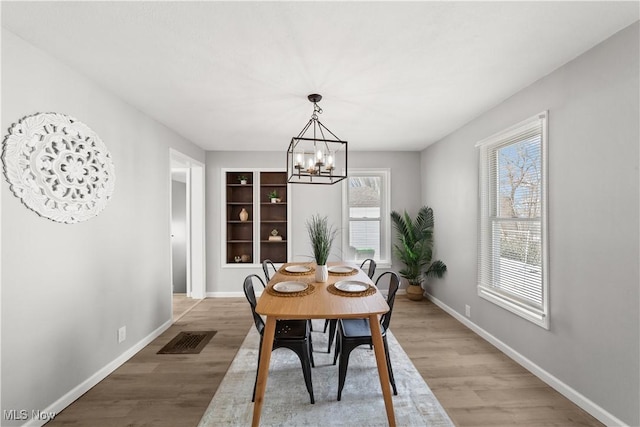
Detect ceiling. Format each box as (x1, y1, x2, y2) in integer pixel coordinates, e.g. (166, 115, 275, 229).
(2, 2, 638, 152)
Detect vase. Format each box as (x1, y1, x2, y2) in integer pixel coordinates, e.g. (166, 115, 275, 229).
(315, 264, 328, 283)
(239, 208, 248, 222)
(406, 284, 424, 301)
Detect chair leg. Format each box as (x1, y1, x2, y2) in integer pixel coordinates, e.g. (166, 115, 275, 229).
(308, 335, 315, 368)
(337, 343, 355, 401)
(333, 322, 342, 365)
(327, 319, 337, 353)
(300, 342, 315, 404)
(383, 336, 397, 395)
(323, 319, 330, 333)
(252, 337, 264, 402)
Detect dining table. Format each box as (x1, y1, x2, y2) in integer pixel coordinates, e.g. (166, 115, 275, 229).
(252, 261, 397, 427)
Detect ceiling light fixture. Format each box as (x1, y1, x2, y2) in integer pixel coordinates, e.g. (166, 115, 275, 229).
(287, 94, 347, 185)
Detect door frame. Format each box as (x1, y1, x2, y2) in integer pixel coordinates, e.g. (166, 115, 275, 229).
(170, 149, 205, 300)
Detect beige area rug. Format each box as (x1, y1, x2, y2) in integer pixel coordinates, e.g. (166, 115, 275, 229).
(198, 320, 454, 426)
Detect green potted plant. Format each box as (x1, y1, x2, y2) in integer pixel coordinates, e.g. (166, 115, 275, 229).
(306, 214, 337, 283)
(237, 175, 248, 185)
(390, 205, 447, 301)
(268, 190, 280, 203)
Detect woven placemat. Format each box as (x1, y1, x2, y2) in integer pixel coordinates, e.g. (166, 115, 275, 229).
(278, 265, 315, 276)
(328, 267, 358, 277)
(327, 283, 377, 297)
(266, 283, 316, 297)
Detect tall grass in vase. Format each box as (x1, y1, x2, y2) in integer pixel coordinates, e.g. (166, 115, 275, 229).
(306, 214, 337, 282)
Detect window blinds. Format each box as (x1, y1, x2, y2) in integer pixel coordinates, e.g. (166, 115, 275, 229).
(477, 112, 548, 326)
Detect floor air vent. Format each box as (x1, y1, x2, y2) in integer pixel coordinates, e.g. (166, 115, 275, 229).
(157, 331, 217, 354)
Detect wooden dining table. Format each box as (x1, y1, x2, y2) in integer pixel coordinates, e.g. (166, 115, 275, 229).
(252, 261, 397, 427)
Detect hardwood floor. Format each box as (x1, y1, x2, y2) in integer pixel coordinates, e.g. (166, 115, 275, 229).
(49, 296, 603, 427)
(172, 293, 202, 321)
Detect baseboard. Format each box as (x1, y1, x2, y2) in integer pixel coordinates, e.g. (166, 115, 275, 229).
(426, 293, 627, 427)
(24, 319, 173, 427)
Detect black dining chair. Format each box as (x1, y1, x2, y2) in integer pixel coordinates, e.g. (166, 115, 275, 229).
(264, 259, 316, 332)
(323, 258, 378, 352)
(332, 271, 400, 401)
(243, 274, 315, 404)
(262, 259, 278, 283)
(360, 258, 377, 280)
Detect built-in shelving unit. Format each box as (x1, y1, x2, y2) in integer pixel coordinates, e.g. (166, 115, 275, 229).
(225, 171, 254, 264)
(259, 171, 288, 263)
(224, 169, 290, 266)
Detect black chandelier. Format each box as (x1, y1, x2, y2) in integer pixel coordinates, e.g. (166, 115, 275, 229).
(287, 94, 347, 185)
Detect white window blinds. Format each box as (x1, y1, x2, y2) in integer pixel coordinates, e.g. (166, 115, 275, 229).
(342, 169, 391, 265)
(477, 112, 549, 328)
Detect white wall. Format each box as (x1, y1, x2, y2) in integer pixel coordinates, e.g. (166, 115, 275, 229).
(205, 150, 422, 294)
(1, 30, 205, 425)
(420, 23, 639, 425)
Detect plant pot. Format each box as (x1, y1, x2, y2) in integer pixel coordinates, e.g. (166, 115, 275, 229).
(240, 180, 247, 185)
(406, 284, 424, 301)
(315, 264, 328, 283)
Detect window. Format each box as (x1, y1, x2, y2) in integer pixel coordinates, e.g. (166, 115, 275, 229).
(476, 112, 549, 329)
(342, 169, 391, 266)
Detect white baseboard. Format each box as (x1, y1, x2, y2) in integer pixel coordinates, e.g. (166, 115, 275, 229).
(24, 319, 173, 427)
(426, 293, 627, 427)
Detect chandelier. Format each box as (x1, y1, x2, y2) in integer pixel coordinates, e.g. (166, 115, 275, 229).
(287, 94, 347, 185)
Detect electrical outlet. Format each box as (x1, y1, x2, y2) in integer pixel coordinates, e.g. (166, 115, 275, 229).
(465, 305, 471, 318)
(118, 326, 126, 343)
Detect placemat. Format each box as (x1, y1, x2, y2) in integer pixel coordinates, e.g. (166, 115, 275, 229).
(278, 265, 315, 276)
(266, 283, 316, 297)
(327, 283, 376, 297)
(328, 267, 358, 276)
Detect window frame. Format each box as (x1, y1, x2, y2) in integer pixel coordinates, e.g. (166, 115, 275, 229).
(476, 112, 549, 329)
(341, 168, 391, 268)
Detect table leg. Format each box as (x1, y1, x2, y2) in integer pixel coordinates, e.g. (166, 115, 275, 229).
(369, 314, 397, 427)
(252, 316, 276, 427)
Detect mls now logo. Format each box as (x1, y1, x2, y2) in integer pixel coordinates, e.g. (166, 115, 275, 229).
(3, 409, 56, 421)
(3, 410, 28, 420)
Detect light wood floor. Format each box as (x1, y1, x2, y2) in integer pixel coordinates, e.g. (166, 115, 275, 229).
(49, 296, 602, 426)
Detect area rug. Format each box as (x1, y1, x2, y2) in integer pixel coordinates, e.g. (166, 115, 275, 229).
(198, 321, 453, 426)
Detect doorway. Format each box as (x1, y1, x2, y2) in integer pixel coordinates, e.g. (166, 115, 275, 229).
(170, 149, 206, 321)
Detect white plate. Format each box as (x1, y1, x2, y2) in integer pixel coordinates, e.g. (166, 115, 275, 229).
(285, 265, 312, 273)
(328, 265, 355, 274)
(334, 280, 369, 293)
(273, 281, 309, 293)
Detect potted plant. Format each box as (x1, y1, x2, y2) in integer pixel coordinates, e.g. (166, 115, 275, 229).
(237, 175, 248, 185)
(306, 214, 337, 283)
(268, 190, 280, 203)
(390, 205, 447, 301)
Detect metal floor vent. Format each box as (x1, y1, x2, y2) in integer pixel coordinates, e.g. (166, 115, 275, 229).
(157, 331, 217, 354)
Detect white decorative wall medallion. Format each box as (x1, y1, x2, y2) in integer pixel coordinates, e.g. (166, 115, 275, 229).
(2, 112, 116, 224)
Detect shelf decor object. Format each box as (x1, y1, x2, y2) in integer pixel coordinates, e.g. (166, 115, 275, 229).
(287, 94, 347, 185)
(2, 112, 116, 224)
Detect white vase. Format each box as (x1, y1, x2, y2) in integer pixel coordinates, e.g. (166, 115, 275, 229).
(315, 264, 328, 283)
